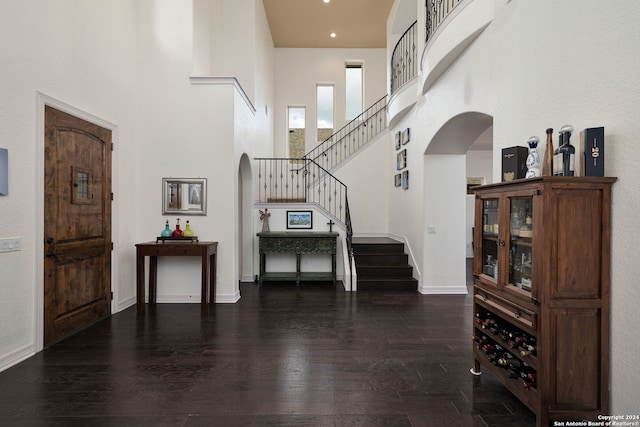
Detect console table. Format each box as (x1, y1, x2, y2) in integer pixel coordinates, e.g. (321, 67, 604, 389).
(257, 231, 338, 284)
(135, 241, 218, 312)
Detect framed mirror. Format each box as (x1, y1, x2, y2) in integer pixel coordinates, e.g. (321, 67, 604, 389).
(162, 178, 207, 215)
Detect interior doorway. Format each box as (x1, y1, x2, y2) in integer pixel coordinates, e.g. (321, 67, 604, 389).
(422, 112, 493, 294)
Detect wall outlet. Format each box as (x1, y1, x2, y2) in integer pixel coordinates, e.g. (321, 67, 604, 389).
(0, 237, 22, 253)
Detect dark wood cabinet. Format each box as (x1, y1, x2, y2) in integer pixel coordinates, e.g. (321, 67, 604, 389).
(471, 176, 615, 427)
(257, 231, 338, 284)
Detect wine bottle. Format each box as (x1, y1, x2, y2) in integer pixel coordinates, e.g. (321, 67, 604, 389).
(506, 368, 520, 379)
(560, 124, 576, 176)
(553, 131, 565, 176)
(481, 344, 496, 353)
(542, 128, 553, 176)
(498, 357, 522, 369)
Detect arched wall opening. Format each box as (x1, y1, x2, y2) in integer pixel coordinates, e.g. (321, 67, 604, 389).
(238, 153, 254, 283)
(421, 112, 493, 294)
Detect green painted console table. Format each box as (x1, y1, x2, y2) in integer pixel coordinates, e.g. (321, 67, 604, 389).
(257, 231, 338, 284)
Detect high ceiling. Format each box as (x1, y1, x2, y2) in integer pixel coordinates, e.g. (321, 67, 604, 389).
(263, 0, 395, 48)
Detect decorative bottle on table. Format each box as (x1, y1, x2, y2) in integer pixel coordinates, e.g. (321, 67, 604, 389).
(183, 220, 194, 237)
(160, 220, 172, 237)
(172, 218, 183, 237)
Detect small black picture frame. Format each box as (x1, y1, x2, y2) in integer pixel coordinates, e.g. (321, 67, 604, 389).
(397, 149, 407, 170)
(402, 128, 410, 145)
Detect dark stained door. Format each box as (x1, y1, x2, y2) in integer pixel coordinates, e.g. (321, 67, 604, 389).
(44, 106, 112, 346)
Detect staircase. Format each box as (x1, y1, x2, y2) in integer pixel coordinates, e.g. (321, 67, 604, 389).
(352, 237, 418, 291)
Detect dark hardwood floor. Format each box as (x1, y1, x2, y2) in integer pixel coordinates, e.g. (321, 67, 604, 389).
(0, 263, 535, 426)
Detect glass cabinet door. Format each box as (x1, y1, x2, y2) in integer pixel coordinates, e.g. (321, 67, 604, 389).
(508, 197, 533, 293)
(481, 198, 499, 280)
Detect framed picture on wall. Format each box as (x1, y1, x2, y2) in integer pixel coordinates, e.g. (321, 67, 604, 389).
(286, 210, 313, 229)
(466, 177, 485, 194)
(402, 128, 410, 145)
(402, 170, 409, 190)
(394, 173, 401, 187)
(397, 149, 407, 170)
(395, 131, 402, 150)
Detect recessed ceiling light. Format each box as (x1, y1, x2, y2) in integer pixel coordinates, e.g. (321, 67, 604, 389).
(330, 33, 336, 38)
(323, 0, 330, 3)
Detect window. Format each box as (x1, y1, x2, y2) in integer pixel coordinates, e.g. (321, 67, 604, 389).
(345, 63, 363, 120)
(288, 106, 306, 159)
(316, 84, 334, 141)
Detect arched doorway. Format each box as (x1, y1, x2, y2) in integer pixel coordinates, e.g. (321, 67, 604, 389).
(238, 154, 254, 283)
(421, 112, 493, 294)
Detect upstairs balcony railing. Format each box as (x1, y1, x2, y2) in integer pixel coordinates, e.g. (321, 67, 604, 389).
(426, 0, 463, 44)
(391, 21, 418, 96)
(304, 95, 388, 172)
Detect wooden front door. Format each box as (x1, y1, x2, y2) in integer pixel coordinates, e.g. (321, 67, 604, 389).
(44, 106, 112, 346)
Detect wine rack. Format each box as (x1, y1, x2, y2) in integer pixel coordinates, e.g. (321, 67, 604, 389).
(471, 177, 615, 427)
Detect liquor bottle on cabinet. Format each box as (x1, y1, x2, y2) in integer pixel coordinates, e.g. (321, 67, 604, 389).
(553, 125, 576, 176)
(553, 131, 565, 175)
(560, 125, 576, 176)
(542, 128, 553, 176)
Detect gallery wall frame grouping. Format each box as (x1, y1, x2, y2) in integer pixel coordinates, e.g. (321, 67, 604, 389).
(394, 128, 410, 190)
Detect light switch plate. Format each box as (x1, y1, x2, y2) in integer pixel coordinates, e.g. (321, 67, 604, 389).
(0, 237, 21, 253)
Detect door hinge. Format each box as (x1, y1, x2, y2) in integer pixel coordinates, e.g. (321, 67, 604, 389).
(111, 192, 114, 201)
(111, 242, 114, 250)
(111, 143, 114, 151)
(110, 291, 113, 300)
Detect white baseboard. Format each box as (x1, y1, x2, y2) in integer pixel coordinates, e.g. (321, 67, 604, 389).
(419, 285, 468, 295)
(116, 295, 136, 312)
(0, 343, 35, 373)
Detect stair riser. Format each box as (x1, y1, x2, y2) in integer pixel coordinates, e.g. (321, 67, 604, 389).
(355, 254, 409, 266)
(357, 279, 418, 291)
(357, 267, 413, 278)
(352, 244, 405, 254)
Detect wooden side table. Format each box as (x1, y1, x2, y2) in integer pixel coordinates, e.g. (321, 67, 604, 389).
(135, 241, 218, 312)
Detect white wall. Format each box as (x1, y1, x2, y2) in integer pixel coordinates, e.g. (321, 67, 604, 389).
(134, 0, 273, 303)
(386, 0, 640, 415)
(273, 48, 388, 158)
(332, 132, 391, 235)
(0, 0, 138, 367)
(0, 0, 275, 369)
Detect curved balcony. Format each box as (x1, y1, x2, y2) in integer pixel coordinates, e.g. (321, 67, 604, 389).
(388, 0, 508, 126)
(421, 0, 509, 94)
(388, 20, 419, 128)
